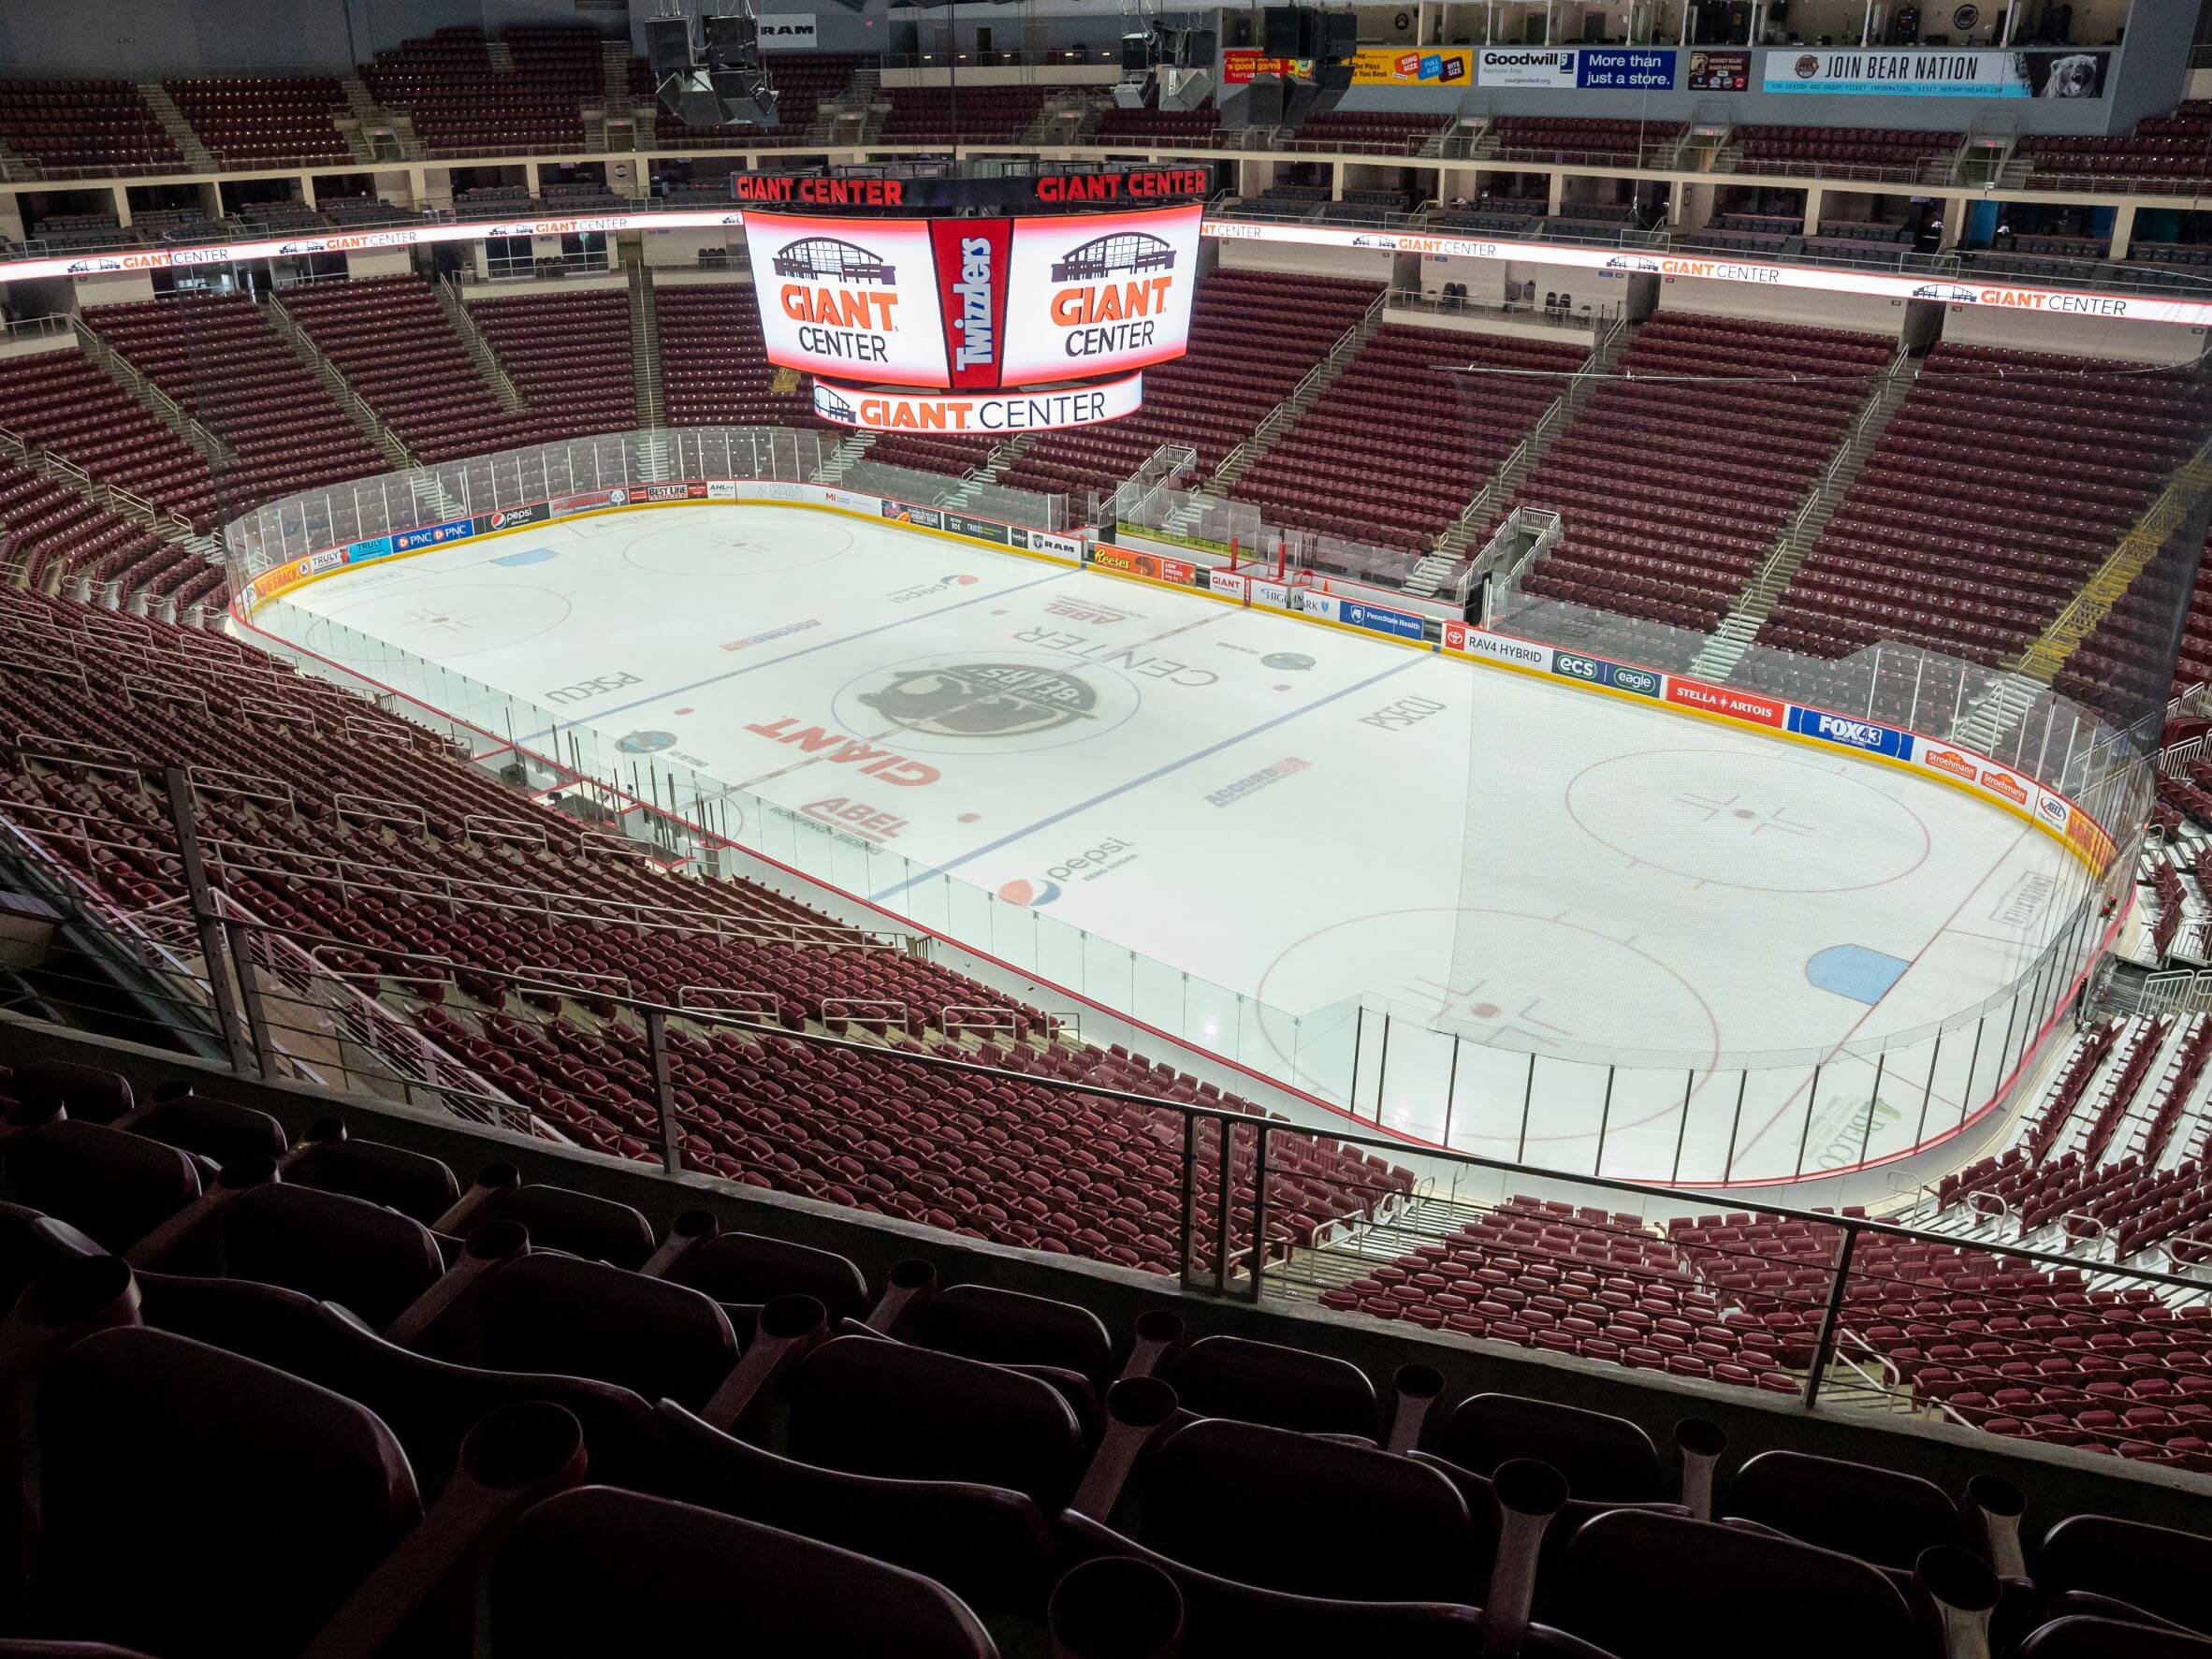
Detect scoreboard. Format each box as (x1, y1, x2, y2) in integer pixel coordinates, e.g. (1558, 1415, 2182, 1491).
(734, 165, 1209, 434)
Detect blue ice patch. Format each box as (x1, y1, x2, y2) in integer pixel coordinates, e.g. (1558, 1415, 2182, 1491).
(491, 546, 558, 566)
(1806, 944, 1910, 1006)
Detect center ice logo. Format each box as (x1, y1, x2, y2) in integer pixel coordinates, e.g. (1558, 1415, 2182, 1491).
(858, 662, 1098, 739)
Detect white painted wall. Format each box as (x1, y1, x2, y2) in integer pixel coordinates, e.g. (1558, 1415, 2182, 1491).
(1218, 238, 1395, 283)
(1939, 304, 2211, 367)
(1656, 274, 1910, 339)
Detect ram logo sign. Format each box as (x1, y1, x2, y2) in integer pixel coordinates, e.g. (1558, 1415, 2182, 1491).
(1789, 706, 1910, 759)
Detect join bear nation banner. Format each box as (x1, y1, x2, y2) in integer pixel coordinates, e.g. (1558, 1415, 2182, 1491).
(1762, 47, 2110, 98)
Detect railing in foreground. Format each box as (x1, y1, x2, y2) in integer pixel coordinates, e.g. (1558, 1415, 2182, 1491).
(13, 816, 2211, 1455)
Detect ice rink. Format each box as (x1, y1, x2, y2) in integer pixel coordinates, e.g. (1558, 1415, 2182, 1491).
(263, 503, 2088, 1179)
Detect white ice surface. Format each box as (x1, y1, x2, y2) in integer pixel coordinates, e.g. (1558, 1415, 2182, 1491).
(266, 505, 2087, 1182)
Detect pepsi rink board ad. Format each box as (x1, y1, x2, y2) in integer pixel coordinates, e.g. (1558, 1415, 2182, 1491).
(742, 203, 1202, 392)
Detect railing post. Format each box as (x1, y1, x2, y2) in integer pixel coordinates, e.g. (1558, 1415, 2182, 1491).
(1802, 1224, 1860, 1409)
(1795, 1062, 1823, 1174)
(1245, 1121, 1269, 1303)
(1213, 1115, 1233, 1297)
(163, 767, 255, 1075)
(1517, 1053, 1535, 1161)
(1176, 1110, 1198, 1288)
(221, 917, 276, 1079)
(645, 1006, 680, 1175)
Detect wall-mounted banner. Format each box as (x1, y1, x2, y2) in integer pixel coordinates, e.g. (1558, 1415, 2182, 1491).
(1761, 47, 2110, 98)
(1576, 48, 1677, 91)
(1201, 218, 2212, 329)
(1440, 620, 1556, 674)
(1091, 546, 1198, 587)
(1477, 48, 1581, 87)
(756, 12, 817, 51)
(1666, 676, 1786, 729)
(1349, 48, 1473, 86)
(1683, 49, 1752, 92)
(811, 373, 1144, 433)
(1219, 51, 1314, 84)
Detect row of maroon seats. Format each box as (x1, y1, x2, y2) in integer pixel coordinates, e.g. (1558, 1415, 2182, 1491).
(1231, 326, 1584, 555)
(0, 1043, 2190, 1659)
(81, 290, 389, 518)
(1518, 314, 1892, 632)
(0, 583, 1404, 1275)
(467, 288, 640, 441)
(162, 76, 352, 164)
(277, 275, 575, 463)
(999, 269, 1380, 502)
(1761, 344, 2212, 664)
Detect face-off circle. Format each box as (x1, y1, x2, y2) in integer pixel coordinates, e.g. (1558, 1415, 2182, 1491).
(1257, 905, 1722, 1076)
(620, 508, 855, 576)
(301, 580, 573, 659)
(1564, 748, 1932, 894)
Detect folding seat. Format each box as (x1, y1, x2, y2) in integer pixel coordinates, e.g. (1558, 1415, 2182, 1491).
(488, 1486, 996, 1657)
(0, 1120, 199, 1254)
(893, 1281, 1117, 1388)
(783, 1334, 1086, 1511)
(653, 1226, 872, 1319)
(1556, 1510, 1914, 1659)
(1150, 1335, 1371, 1442)
(439, 1250, 738, 1410)
(440, 1176, 657, 1270)
(1425, 1391, 1668, 1502)
(1722, 1450, 1972, 1584)
(28, 1327, 420, 1659)
(2035, 1515, 2212, 1639)
(284, 1130, 462, 1225)
(138, 1268, 663, 1493)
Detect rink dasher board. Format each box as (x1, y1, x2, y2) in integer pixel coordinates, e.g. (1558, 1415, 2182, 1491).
(230, 485, 2120, 875)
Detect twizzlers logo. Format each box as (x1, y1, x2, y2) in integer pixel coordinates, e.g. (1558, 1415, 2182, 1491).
(933, 219, 1011, 389)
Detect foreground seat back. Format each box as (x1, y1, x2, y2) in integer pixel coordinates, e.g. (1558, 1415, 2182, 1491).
(138, 1272, 663, 1495)
(463, 1251, 737, 1409)
(1168, 1333, 1377, 1437)
(287, 1135, 460, 1225)
(785, 1334, 1086, 1510)
(487, 1486, 997, 1657)
(662, 1230, 871, 1319)
(1433, 1393, 1666, 1502)
(217, 1182, 446, 1329)
(33, 1327, 419, 1659)
(1725, 1449, 1962, 1575)
(906, 1283, 1115, 1385)
(2038, 1515, 2212, 1640)
(468, 1184, 656, 1271)
(0, 1122, 199, 1253)
(1140, 1418, 1476, 1604)
(655, 1400, 1053, 1615)
(1056, 1509, 1585, 1659)
(1556, 1509, 1914, 1659)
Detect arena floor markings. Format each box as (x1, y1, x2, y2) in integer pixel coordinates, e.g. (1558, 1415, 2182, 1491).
(267, 505, 2085, 1176)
